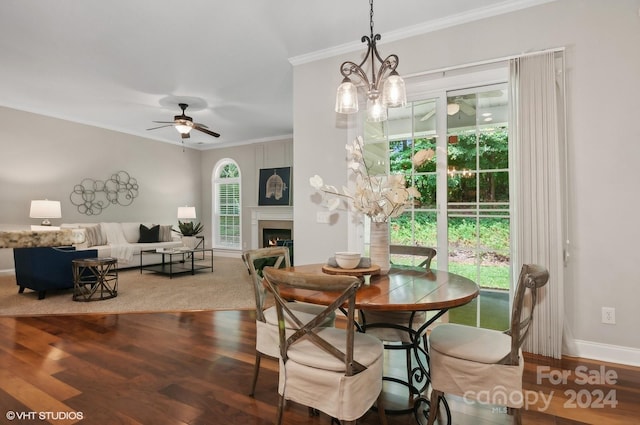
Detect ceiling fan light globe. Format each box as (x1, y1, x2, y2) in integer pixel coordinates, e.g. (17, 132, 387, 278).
(175, 124, 192, 134)
(447, 103, 460, 116)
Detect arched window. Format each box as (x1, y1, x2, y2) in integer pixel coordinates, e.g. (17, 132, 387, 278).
(213, 159, 241, 249)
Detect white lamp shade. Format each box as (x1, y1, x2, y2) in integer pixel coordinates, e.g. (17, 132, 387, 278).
(177, 206, 197, 220)
(29, 200, 61, 219)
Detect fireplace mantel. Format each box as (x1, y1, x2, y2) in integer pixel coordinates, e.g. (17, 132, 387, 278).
(250, 206, 293, 249)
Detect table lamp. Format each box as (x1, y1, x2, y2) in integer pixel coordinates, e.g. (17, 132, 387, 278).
(29, 200, 61, 226)
(177, 206, 197, 221)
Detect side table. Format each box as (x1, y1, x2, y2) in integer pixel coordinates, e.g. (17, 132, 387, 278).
(72, 257, 118, 301)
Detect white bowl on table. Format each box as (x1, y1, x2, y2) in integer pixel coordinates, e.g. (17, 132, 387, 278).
(335, 252, 361, 269)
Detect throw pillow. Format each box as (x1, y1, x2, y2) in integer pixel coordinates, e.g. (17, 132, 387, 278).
(139, 224, 160, 243)
(82, 225, 106, 247)
(159, 225, 173, 242)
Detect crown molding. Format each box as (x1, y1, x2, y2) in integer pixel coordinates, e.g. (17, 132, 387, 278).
(289, 0, 557, 66)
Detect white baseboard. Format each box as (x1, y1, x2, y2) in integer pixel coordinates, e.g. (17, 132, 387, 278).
(211, 249, 242, 258)
(571, 339, 640, 367)
(0, 268, 15, 276)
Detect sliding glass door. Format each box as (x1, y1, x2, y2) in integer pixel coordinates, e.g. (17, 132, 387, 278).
(363, 82, 510, 330)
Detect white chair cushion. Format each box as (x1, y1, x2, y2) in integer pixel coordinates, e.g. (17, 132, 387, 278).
(255, 320, 281, 358)
(287, 328, 382, 372)
(257, 303, 335, 359)
(279, 331, 384, 421)
(429, 323, 511, 364)
(429, 345, 524, 408)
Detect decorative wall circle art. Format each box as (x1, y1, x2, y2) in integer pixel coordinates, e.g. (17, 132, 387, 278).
(70, 171, 139, 215)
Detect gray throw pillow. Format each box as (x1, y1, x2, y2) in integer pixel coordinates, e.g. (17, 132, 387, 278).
(82, 225, 105, 247)
(159, 225, 173, 242)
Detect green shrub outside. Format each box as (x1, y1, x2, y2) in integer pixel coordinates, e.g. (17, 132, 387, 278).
(390, 215, 510, 290)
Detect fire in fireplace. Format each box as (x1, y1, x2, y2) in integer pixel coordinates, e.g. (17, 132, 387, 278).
(262, 228, 292, 249)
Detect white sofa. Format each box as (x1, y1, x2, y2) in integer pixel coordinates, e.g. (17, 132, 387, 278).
(61, 222, 184, 269)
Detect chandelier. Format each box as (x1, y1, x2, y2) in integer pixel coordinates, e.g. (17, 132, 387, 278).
(335, 0, 407, 122)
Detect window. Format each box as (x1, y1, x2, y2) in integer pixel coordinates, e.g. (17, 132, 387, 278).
(213, 160, 241, 249)
(362, 73, 511, 330)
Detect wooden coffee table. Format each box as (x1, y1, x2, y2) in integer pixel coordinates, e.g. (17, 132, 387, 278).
(140, 248, 213, 278)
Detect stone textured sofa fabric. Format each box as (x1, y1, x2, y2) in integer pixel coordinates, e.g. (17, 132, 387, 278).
(0, 229, 75, 248)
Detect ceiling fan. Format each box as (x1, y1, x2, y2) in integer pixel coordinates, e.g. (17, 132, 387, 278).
(147, 103, 220, 139)
(419, 97, 476, 121)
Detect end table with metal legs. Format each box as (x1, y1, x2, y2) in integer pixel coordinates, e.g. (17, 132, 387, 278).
(72, 257, 118, 301)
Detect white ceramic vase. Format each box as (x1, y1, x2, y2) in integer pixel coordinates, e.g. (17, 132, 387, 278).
(181, 236, 198, 249)
(370, 221, 390, 275)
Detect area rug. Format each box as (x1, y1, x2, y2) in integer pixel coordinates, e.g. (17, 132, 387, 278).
(0, 256, 255, 316)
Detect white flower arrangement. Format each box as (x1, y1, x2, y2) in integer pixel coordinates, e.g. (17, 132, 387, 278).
(310, 136, 434, 223)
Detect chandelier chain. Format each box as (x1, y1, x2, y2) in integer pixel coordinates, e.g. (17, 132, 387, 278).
(369, 0, 375, 39)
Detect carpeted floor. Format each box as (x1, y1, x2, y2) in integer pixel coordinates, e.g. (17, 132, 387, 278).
(0, 256, 255, 316)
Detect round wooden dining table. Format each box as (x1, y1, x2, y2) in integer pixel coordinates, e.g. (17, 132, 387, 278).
(279, 263, 479, 313)
(278, 263, 479, 424)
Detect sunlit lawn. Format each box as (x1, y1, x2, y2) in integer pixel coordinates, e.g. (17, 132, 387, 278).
(396, 260, 510, 290)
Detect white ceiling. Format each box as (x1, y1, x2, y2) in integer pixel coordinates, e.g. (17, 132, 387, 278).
(0, 0, 547, 149)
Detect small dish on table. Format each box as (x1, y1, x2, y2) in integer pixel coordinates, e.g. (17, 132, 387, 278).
(334, 251, 361, 269)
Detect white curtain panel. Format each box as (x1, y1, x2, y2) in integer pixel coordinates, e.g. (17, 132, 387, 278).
(509, 51, 566, 359)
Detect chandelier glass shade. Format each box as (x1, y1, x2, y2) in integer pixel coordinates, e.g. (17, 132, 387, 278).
(335, 0, 406, 122)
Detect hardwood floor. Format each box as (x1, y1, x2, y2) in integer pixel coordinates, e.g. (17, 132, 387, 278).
(0, 310, 637, 425)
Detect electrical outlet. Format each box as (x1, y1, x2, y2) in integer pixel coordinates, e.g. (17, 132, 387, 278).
(601, 307, 616, 325)
(316, 211, 331, 224)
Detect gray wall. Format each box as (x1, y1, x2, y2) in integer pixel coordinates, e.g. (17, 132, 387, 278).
(293, 0, 640, 360)
(0, 106, 201, 271)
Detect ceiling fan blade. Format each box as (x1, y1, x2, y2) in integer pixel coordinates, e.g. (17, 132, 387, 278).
(152, 120, 176, 124)
(147, 124, 175, 131)
(194, 122, 209, 129)
(420, 110, 436, 122)
(194, 125, 220, 138)
(459, 101, 475, 116)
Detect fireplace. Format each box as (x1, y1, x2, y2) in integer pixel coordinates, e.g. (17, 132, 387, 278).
(262, 227, 292, 248)
(251, 207, 293, 249)
(251, 207, 294, 263)
(259, 220, 294, 264)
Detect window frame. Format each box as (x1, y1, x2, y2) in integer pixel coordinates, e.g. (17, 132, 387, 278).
(212, 159, 242, 250)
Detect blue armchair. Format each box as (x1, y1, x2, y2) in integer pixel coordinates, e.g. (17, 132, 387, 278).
(13, 246, 98, 299)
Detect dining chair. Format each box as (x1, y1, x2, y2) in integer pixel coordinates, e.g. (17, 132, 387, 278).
(426, 264, 550, 425)
(359, 245, 437, 395)
(262, 267, 388, 425)
(242, 247, 335, 397)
